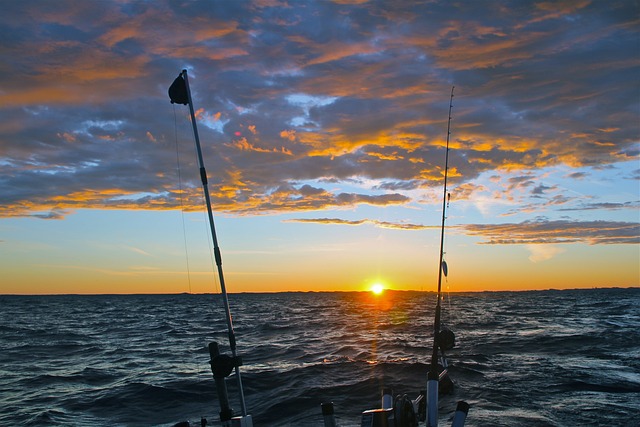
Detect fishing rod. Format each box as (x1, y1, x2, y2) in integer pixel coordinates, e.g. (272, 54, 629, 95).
(426, 86, 468, 427)
(169, 70, 250, 426)
(432, 85, 454, 372)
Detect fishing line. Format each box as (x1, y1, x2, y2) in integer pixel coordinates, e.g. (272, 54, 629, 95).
(445, 193, 452, 316)
(444, 268, 451, 320)
(175, 103, 221, 295)
(188, 115, 222, 295)
(174, 104, 193, 294)
(202, 201, 222, 294)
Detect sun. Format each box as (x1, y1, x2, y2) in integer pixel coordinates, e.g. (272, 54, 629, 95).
(370, 283, 384, 295)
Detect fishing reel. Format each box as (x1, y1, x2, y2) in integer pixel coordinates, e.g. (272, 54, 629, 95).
(208, 342, 246, 425)
(437, 326, 455, 352)
(359, 388, 425, 427)
(435, 326, 456, 395)
(209, 343, 243, 379)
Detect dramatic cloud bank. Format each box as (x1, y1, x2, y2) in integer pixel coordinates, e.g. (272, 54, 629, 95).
(1, 0, 638, 246)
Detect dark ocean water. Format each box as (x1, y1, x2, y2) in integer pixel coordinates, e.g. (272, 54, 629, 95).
(1, 288, 639, 426)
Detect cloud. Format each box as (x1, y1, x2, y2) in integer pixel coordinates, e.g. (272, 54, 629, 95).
(29, 209, 70, 220)
(559, 201, 640, 212)
(463, 219, 640, 245)
(284, 217, 435, 230)
(0, 1, 637, 221)
(125, 245, 151, 256)
(226, 187, 411, 215)
(525, 244, 566, 263)
(286, 216, 640, 246)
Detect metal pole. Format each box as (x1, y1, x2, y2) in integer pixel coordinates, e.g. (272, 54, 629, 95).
(181, 69, 247, 416)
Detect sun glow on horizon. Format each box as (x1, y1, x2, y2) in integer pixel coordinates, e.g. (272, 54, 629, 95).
(370, 283, 384, 295)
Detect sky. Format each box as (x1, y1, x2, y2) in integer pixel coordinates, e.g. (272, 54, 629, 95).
(0, 0, 638, 294)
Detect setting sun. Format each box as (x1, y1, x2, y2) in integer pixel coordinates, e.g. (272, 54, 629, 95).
(371, 283, 384, 295)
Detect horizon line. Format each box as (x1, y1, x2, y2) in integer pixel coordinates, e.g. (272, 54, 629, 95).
(2, 286, 637, 297)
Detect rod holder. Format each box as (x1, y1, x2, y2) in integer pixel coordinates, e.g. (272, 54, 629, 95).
(426, 371, 439, 427)
(451, 401, 469, 427)
(381, 387, 393, 410)
(209, 342, 234, 422)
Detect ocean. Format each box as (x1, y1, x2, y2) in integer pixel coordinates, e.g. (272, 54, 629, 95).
(1, 288, 639, 426)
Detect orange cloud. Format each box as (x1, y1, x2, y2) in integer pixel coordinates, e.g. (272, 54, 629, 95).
(227, 137, 293, 155)
(280, 129, 297, 141)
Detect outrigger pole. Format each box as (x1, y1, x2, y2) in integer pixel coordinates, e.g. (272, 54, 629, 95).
(169, 70, 251, 426)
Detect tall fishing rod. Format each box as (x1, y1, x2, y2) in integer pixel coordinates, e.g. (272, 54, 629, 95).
(169, 70, 249, 423)
(426, 86, 456, 427)
(432, 86, 454, 367)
